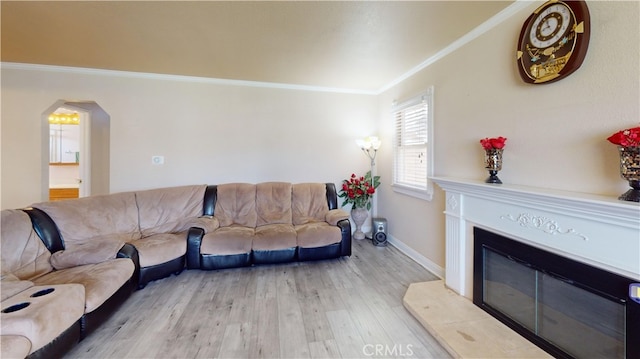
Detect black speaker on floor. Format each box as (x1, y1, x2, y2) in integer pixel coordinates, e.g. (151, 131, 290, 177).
(372, 218, 388, 247)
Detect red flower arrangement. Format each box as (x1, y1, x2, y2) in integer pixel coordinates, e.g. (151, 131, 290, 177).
(338, 171, 381, 210)
(607, 126, 640, 147)
(480, 136, 507, 150)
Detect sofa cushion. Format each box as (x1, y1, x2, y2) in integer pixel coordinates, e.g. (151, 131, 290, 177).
(0, 284, 84, 354)
(0, 275, 34, 302)
(201, 226, 253, 255)
(0, 335, 32, 359)
(295, 222, 341, 248)
(215, 183, 257, 228)
(32, 191, 141, 246)
(128, 233, 187, 268)
(292, 183, 329, 225)
(135, 185, 207, 237)
(253, 224, 297, 250)
(32, 258, 134, 313)
(50, 239, 125, 270)
(256, 182, 292, 226)
(0, 209, 54, 280)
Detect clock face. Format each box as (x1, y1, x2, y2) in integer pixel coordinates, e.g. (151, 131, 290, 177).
(516, 0, 590, 84)
(529, 3, 571, 49)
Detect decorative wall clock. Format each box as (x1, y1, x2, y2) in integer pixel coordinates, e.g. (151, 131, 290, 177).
(516, 0, 590, 84)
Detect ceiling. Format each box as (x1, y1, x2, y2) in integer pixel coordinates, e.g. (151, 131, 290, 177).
(1, 1, 513, 92)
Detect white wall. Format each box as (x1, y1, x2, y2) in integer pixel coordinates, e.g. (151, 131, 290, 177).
(2, 1, 638, 277)
(1, 68, 377, 209)
(375, 1, 640, 273)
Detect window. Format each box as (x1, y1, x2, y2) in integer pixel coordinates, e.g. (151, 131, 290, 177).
(392, 87, 434, 201)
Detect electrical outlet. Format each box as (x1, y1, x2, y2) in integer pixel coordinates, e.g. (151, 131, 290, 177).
(151, 156, 164, 165)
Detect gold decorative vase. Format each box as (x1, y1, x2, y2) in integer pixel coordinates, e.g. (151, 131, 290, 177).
(484, 148, 503, 184)
(617, 146, 640, 202)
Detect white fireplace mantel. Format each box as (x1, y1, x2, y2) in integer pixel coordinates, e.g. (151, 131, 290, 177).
(432, 177, 640, 298)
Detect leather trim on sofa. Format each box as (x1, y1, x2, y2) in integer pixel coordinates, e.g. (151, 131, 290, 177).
(186, 227, 204, 269)
(203, 185, 217, 217)
(325, 182, 339, 210)
(186, 186, 218, 270)
(298, 242, 341, 261)
(26, 320, 81, 359)
(80, 278, 135, 339)
(251, 247, 297, 264)
(137, 256, 184, 289)
(23, 208, 64, 253)
(200, 253, 251, 270)
(337, 218, 352, 257)
(116, 243, 141, 289)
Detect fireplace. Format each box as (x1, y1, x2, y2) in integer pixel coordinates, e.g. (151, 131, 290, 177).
(431, 177, 640, 358)
(473, 227, 639, 358)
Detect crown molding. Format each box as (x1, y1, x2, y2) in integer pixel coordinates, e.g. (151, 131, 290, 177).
(0, 62, 378, 96)
(377, 0, 533, 93)
(1, 1, 531, 96)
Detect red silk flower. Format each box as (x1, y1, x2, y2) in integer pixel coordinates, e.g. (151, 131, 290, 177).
(480, 137, 507, 150)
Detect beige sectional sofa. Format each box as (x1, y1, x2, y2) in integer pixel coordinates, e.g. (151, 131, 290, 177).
(188, 182, 352, 269)
(1, 182, 351, 358)
(31, 185, 213, 289)
(1, 209, 135, 359)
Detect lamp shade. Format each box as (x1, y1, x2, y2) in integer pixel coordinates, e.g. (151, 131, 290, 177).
(369, 136, 381, 150)
(357, 136, 381, 152)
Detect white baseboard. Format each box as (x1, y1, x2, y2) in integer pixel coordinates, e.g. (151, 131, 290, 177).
(387, 235, 445, 280)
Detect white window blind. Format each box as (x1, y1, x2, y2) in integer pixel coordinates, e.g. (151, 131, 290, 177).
(392, 87, 434, 200)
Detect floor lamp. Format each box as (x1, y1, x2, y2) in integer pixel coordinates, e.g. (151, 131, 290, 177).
(356, 136, 381, 239)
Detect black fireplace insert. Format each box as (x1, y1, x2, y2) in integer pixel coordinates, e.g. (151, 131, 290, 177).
(473, 227, 639, 359)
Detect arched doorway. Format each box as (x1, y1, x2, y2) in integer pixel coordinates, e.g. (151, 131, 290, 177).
(42, 100, 110, 201)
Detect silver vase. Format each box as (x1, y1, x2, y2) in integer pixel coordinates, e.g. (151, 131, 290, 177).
(617, 146, 640, 202)
(484, 148, 503, 184)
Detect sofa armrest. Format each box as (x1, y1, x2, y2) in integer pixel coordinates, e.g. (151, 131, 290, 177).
(186, 227, 205, 269)
(185, 215, 219, 270)
(337, 218, 352, 257)
(325, 209, 349, 226)
(185, 216, 219, 234)
(117, 243, 141, 289)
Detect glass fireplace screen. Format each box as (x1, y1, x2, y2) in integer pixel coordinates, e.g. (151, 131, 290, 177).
(472, 227, 636, 359)
(483, 249, 625, 358)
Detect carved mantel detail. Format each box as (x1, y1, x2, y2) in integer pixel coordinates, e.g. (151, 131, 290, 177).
(500, 213, 589, 241)
(446, 194, 458, 211)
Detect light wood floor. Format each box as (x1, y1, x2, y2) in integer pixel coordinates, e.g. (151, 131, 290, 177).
(64, 239, 451, 359)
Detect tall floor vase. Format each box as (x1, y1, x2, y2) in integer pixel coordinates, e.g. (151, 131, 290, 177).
(617, 146, 640, 202)
(351, 207, 369, 240)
